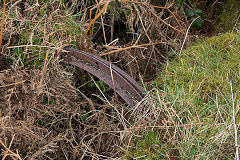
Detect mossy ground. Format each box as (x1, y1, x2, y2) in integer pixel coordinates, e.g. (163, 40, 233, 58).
(125, 33, 240, 159)
(156, 33, 240, 120)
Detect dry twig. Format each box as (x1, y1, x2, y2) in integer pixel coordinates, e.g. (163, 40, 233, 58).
(0, 0, 6, 48)
(100, 42, 167, 56)
(39, 51, 49, 90)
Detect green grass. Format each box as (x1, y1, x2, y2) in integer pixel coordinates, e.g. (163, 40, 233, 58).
(124, 32, 240, 159)
(156, 33, 240, 115)
(123, 130, 175, 159)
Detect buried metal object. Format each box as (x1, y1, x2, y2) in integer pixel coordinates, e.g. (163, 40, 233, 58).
(61, 47, 145, 107)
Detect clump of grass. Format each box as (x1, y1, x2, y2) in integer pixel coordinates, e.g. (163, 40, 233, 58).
(125, 33, 240, 159)
(159, 32, 240, 159)
(156, 32, 240, 119)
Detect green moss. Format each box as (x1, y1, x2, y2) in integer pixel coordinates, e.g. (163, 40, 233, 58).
(155, 33, 240, 118)
(150, 32, 240, 158)
(214, 0, 240, 32)
(123, 130, 174, 159)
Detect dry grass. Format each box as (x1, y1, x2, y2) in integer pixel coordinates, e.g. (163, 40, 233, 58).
(89, 0, 188, 80)
(0, 0, 199, 159)
(0, 59, 141, 159)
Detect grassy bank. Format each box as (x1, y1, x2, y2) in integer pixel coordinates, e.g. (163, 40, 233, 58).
(125, 32, 240, 159)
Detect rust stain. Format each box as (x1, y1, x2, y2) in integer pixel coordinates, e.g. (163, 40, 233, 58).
(62, 47, 145, 107)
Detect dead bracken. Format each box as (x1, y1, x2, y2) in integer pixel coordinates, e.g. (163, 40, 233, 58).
(0, 61, 137, 159)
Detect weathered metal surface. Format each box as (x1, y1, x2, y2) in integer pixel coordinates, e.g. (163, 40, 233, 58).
(61, 47, 145, 107)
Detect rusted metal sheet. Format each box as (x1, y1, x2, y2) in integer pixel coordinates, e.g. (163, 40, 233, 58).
(61, 47, 145, 107)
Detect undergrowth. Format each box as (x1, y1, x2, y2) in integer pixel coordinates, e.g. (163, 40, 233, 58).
(1, 0, 239, 159)
(0, 0, 187, 159)
(125, 32, 240, 159)
(213, 0, 240, 33)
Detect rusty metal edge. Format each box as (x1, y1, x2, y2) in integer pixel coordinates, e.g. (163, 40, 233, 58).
(64, 47, 145, 94)
(63, 59, 135, 106)
(61, 47, 145, 107)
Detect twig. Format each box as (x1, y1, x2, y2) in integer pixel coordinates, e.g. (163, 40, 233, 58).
(0, 138, 23, 160)
(100, 41, 166, 56)
(88, 7, 94, 51)
(84, 0, 110, 38)
(179, 17, 199, 54)
(0, 80, 27, 88)
(230, 80, 239, 160)
(148, 6, 184, 34)
(7, 44, 60, 50)
(108, 56, 118, 100)
(2, 134, 15, 160)
(127, 0, 181, 26)
(99, 10, 118, 100)
(39, 51, 49, 89)
(124, 0, 174, 9)
(125, 0, 183, 34)
(0, 0, 6, 48)
(89, 0, 104, 48)
(55, 43, 63, 57)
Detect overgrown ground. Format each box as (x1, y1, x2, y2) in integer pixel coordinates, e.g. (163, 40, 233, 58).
(0, 0, 239, 159)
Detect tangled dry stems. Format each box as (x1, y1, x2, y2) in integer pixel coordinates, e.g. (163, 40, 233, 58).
(91, 0, 188, 79)
(0, 0, 191, 159)
(0, 59, 140, 159)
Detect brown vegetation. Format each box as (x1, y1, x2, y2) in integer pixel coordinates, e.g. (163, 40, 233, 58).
(0, 0, 237, 159)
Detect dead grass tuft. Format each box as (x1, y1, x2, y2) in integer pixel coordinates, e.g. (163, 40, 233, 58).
(87, 0, 189, 80)
(0, 58, 139, 159)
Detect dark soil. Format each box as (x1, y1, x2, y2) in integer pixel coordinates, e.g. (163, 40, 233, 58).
(0, 54, 8, 71)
